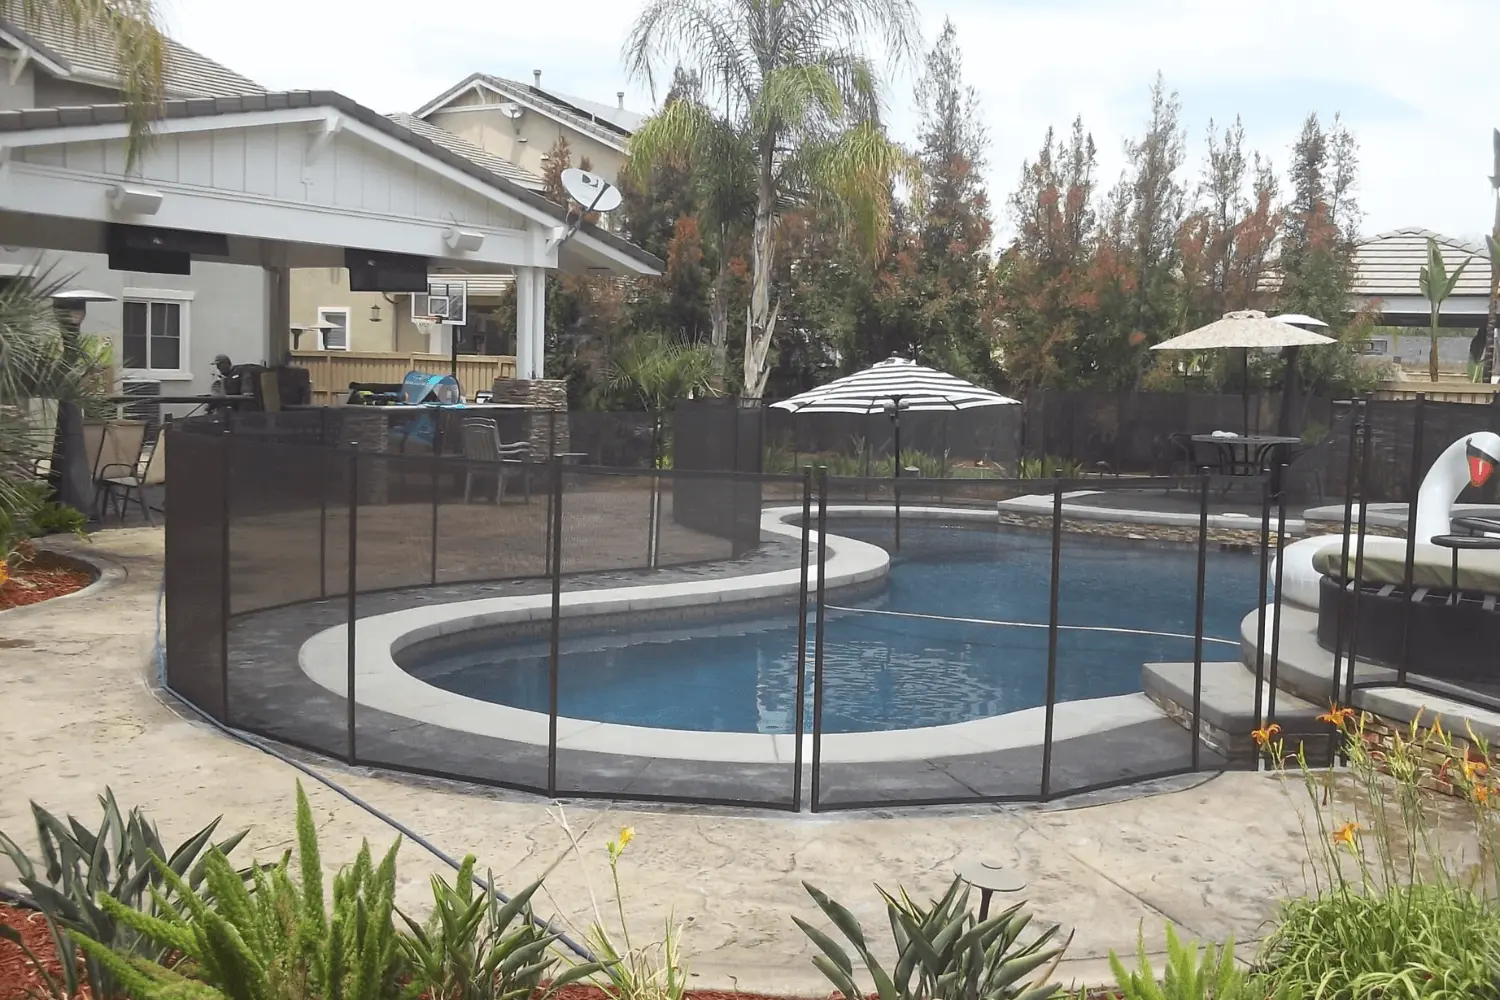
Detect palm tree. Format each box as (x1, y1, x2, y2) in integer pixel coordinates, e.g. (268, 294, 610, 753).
(626, 80, 755, 390)
(1418, 236, 1472, 382)
(625, 0, 920, 399)
(1, 269, 108, 562)
(17, 1, 167, 165)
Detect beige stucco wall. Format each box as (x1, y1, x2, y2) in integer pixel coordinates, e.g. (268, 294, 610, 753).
(428, 105, 627, 184)
(289, 267, 426, 354)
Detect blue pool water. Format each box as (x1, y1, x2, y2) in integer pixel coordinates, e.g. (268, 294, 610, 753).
(404, 522, 1259, 734)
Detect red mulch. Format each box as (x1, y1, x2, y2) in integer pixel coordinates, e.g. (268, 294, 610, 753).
(0, 555, 91, 610)
(0, 903, 88, 1000)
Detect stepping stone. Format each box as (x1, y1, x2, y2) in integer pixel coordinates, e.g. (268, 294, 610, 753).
(1142, 661, 1333, 766)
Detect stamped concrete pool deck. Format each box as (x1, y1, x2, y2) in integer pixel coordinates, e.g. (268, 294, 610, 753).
(0, 527, 1415, 995)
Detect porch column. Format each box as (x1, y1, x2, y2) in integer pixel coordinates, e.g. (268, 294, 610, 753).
(528, 266, 547, 379)
(264, 263, 291, 365)
(516, 265, 536, 379)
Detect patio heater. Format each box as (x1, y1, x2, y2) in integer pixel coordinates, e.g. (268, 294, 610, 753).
(48, 289, 116, 518)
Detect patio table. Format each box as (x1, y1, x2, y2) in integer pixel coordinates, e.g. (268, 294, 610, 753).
(1191, 434, 1301, 477)
(1430, 533, 1500, 605)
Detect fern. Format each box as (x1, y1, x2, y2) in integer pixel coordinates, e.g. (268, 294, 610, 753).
(1107, 924, 1279, 1000)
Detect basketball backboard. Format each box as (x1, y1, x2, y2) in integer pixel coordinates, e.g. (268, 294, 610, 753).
(411, 279, 468, 325)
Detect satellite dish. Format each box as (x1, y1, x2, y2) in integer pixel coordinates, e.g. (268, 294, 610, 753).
(561, 167, 622, 214)
(498, 101, 524, 120)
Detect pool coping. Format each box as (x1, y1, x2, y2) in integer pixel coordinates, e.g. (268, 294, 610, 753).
(297, 506, 1174, 765)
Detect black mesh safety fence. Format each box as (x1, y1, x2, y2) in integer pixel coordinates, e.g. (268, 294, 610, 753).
(165, 413, 1299, 811)
(804, 472, 1261, 811)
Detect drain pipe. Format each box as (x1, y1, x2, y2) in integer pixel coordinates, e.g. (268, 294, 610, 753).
(149, 579, 595, 961)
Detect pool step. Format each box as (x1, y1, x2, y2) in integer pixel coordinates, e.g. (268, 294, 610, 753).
(1141, 660, 1332, 766)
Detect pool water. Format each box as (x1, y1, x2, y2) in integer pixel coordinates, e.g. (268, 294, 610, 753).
(404, 522, 1259, 734)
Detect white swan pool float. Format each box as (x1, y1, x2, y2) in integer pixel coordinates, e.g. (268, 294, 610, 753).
(1278, 431, 1500, 609)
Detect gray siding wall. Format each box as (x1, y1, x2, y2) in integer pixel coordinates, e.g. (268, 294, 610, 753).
(0, 248, 269, 406)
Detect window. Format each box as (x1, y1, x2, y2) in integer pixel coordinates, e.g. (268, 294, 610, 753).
(122, 298, 184, 372)
(317, 307, 350, 350)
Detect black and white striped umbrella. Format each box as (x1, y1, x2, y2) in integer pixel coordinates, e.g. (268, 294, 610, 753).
(770, 357, 1019, 414)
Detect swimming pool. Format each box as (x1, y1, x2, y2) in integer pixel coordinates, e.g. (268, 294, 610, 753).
(403, 521, 1259, 735)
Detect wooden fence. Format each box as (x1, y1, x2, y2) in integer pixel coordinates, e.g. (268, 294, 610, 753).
(1374, 380, 1500, 405)
(289, 350, 517, 404)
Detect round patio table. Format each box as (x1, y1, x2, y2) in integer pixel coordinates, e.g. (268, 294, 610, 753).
(954, 856, 1027, 921)
(1190, 434, 1301, 477)
(1430, 533, 1500, 605)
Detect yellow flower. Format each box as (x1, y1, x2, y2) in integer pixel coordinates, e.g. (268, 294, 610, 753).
(1332, 821, 1359, 847)
(1318, 705, 1355, 728)
(618, 826, 634, 850)
(1251, 723, 1281, 748)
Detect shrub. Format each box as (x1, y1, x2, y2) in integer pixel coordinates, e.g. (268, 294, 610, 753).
(0, 788, 253, 999)
(793, 876, 1068, 1000)
(1108, 924, 1271, 1000)
(397, 855, 606, 1000)
(72, 781, 406, 1000)
(1254, 711, 1500, 999)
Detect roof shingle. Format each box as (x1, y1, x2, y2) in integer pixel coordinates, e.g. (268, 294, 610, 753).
(0, 0, 262, 98)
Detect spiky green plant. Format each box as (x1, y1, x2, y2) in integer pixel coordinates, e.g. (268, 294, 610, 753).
(396, 855, 607, 1000)
(793, 877, 1068, 1000)
(1418, 235, 1474, 382)
(1108, 924, 1275, 1000)
(69, 780, 405, 1000)
(0, 788, 253, 999)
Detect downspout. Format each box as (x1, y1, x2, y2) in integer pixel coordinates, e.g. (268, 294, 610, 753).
(382, 293, 401, 351)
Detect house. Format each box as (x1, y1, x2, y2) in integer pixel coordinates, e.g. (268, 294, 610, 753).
(0, 12, 659, 412)
(0, 0, 268, 403)
(291, 70, 644, 370)
(1349, 228, 1492, 329)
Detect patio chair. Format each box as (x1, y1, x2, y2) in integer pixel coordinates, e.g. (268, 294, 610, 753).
(91, 420, 148, 521)
(461, 419, 532, 503)
(99, 425, 167, 525)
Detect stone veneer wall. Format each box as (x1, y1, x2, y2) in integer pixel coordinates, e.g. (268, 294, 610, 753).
(490, 378, 570, 456)
(1359, 714, 1498, 798)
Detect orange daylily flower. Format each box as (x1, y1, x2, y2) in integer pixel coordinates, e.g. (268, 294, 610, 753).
(1251, 723, 1281, 748)
(1318, 704, 1355, 728)
(1332, 822, 1359, 847)
(1476, 784, 1491, 806)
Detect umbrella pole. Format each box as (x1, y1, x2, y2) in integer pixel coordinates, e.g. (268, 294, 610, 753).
(892, 403, 902, 552)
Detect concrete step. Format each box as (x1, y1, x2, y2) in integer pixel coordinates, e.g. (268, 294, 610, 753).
(1142, 660, 1334, 766)
(1238, 605, 1396, 706)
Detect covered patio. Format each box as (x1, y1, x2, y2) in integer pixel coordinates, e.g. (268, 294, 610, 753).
(0, 90, 661, 381)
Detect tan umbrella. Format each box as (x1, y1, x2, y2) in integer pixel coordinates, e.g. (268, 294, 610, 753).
(1152, 310, 1335, 434)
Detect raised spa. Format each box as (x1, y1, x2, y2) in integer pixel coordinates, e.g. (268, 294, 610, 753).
(400, 522, 1260, 734)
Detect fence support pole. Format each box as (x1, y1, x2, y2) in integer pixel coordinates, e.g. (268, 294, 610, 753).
(810, 467, 829, 813)
(792, 466, 812, 811)
(547, 456, 564, 797)
(345, 443, 358, 765)
(1398, 394, 1426, 686)
(1328, 402, 1364, 713)
(648, 411, 662, 569)
(1192, 471, 1209, 771)
(430, 452, 441, 586)
(318, 430, 327, 600)
(1345, 400, 1375, 711)
(1040, 476, 1062, 799)
(1252, 472, 1272, 734)
(1267, 463, 1289, 726)
(219, 428, 232, 724)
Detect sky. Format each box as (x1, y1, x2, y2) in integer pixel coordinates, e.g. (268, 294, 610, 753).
(158, 0, 1500, 246)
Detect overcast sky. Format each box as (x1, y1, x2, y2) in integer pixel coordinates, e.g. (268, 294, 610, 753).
(160, 0, 1500, 246)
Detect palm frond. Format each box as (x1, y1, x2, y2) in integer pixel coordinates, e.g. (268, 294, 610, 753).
(18, 0, 166, 168)
(752, 63, 843, 136)
(624, 0, 756, 109)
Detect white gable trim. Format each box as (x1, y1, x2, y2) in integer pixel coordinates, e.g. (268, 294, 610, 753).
(417, 79, 630, 153)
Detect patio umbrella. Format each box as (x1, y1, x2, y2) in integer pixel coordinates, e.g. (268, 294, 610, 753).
(771, 356, 1018, 475)
(1151, 310, 1334, 435)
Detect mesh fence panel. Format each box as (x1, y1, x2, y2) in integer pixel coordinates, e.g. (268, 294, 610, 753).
(434, 457, 549, 583)
(223, 437, 350, 759)
(163, 427, 227, 720)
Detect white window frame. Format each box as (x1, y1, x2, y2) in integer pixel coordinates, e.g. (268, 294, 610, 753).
(316, 306, 351, 351)
(121, 287, 193, 380)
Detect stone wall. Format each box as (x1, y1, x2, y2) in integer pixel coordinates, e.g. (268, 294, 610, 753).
(1360, 714, 1497, 799)
(490, 378, 570, 456)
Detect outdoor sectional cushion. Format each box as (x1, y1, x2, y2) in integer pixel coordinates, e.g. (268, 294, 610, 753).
(1313, 537, 1500, 594)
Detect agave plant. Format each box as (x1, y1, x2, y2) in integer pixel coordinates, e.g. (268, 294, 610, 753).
(0, 788, 253, 999)
(793, 877, 1069, 1000)
(71, 781, 405, 1000)
(397, 855, 607, 1000)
